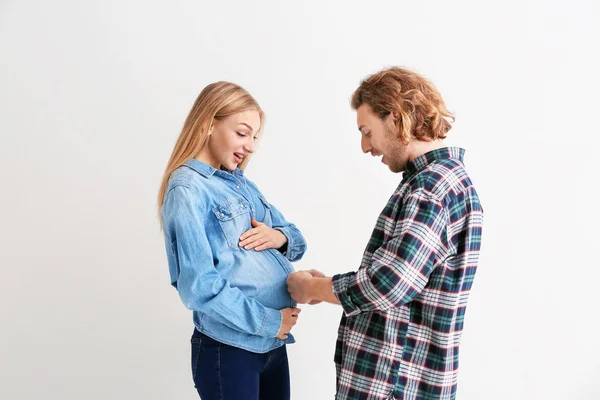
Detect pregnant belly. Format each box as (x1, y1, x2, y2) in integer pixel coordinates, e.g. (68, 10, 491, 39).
(225, 249, 295, 309)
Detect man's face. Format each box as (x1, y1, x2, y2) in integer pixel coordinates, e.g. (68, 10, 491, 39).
(356, 104, 410, 173)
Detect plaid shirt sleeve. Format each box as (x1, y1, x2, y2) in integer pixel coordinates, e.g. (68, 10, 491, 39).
(333, 191, 449, 316)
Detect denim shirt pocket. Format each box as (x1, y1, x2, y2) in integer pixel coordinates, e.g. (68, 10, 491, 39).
(257, 195, 273, 226)
(212, 199, 251, 249)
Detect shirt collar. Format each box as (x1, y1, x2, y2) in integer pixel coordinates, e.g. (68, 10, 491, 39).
(184, 159, 245, 178)
(404, 147, 465, 176)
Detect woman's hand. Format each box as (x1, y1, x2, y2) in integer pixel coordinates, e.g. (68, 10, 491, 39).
(276, 307, 301, 340)
(239, 218, 288, 251)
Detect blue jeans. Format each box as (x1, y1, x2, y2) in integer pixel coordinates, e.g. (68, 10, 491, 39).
(191, 329, 291, 400)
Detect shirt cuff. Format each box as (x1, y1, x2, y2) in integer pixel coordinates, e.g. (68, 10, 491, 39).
(257, 307, 283, 338)
(275, 227, 296, 260)
(332, 272, 361, 317)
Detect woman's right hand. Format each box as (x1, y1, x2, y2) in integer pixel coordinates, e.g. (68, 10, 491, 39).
(276, 307, 301, 339)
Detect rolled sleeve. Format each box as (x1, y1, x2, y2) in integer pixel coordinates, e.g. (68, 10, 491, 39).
(269, 203, 307, 262)
(332, 272, 362, 317)
(275, 225, 306, 261)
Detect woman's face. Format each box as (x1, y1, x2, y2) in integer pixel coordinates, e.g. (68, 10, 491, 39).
(206, 110, 261, 171)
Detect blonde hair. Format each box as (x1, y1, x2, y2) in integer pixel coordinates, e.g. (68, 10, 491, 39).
(351, 67, 454, 143)
(157, 82, 264, 214)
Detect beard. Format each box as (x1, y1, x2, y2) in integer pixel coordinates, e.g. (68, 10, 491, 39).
(383, 124, 410, 173)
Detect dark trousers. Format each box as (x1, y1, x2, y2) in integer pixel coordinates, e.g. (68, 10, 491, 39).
(191, 329, 290, 400)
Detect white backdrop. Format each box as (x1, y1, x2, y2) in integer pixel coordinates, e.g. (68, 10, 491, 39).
(1, 1, 599, 399)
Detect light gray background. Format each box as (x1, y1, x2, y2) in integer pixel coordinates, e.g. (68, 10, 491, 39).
(1, 0, 599, 399)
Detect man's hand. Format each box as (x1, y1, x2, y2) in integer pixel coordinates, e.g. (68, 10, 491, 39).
(306, 270, 325, 305)
(239, 218, 287, 251)
(276, 307, 301, 340)
(286, 271, 315, 304)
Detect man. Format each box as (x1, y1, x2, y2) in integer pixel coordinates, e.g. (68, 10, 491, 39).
(287, 67, 483, 400)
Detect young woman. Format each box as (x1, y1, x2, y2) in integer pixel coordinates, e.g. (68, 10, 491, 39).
(157, 82, 306, 399)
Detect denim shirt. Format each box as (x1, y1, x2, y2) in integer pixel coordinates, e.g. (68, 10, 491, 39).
(161, 159, 307, 353)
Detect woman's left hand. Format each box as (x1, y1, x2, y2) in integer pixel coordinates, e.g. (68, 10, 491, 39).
(239, 218, 288, 251)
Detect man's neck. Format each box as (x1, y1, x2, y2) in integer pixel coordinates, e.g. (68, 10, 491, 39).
(407, 140, 446, 162)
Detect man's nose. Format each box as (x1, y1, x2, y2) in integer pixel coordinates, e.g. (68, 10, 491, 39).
(361, 136, 372, 154)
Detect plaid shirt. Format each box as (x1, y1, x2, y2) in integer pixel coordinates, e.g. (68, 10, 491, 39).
(332, 147, 483, 400)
